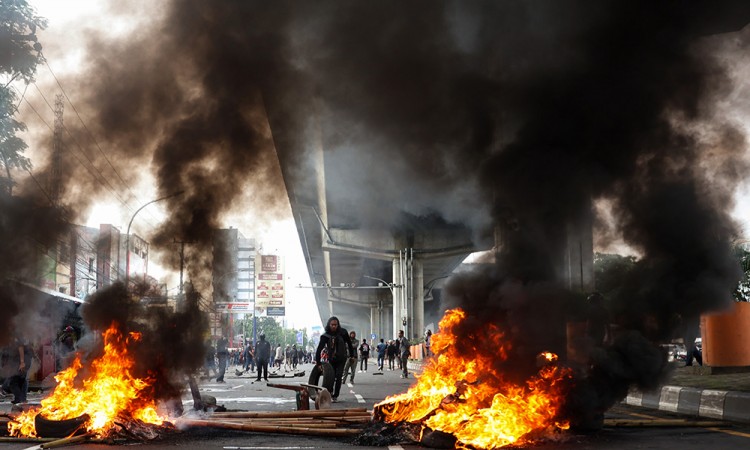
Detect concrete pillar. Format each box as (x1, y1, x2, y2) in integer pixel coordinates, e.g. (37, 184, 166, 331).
(370, 305, 377, 342)
(393, 257, 403, 338)
(413, 259, 424, 342)
(565, 203, 595, 293)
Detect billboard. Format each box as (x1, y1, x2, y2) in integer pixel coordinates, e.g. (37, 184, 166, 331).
(256, 254, 285, 316)
(215, 302, 253, 313)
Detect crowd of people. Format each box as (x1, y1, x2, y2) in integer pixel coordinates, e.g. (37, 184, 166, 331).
(202, 335, 316, 382)
(200, 318, 430, 400)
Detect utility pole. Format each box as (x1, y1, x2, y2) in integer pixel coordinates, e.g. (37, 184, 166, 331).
(50, 94, 64, 204)
(174, 238, 189, 298)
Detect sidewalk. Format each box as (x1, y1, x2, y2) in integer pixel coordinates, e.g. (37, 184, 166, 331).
(623, 364, 750, 424)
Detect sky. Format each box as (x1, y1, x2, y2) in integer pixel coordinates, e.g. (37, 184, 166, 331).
(21, 0, 322, 330)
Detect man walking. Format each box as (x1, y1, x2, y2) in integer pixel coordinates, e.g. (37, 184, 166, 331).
(254, 334, 271, 382)
(274, 345, 284, 370)
(342, 331, 358, 385)
(243, 339, 254, 372)
(397, 330, 411, 379)
(315, 316, 355, 402)
(358, 338, 370, 372)
(376, 338, 387, 372)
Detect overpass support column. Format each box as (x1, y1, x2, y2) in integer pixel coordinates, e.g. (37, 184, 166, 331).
(370, 305, 378, 342)
(393, 257, 403, 337)
(381, 300, 391, 340)
(413, 258, 424, 342)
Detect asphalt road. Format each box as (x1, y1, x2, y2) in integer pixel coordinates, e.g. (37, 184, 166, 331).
(3, 361, 750, 449)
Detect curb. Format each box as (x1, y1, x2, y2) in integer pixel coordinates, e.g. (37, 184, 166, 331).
(623, 385, 750, 424)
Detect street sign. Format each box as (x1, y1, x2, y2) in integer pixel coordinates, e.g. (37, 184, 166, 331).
(371, 333, 376, 340)
(215, 302, 253, 313)
(267, 306, 286, 316)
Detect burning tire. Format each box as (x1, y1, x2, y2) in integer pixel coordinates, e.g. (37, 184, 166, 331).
(34, 413, 90, 438)
(308, 362, 335, 395)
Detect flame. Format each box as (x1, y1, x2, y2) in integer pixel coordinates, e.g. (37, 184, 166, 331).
(8, 323, 169, 438)
(375, 308, 573, 449)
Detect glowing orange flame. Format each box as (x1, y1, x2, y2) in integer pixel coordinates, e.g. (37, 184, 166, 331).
(375, 308, 573, 449)
(8, 323, 169, 438)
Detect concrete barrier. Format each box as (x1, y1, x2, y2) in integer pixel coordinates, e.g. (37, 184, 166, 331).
(623, 385, 750, 424)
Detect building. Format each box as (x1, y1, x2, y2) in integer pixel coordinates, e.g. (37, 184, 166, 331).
(49, 223, 149, 298)
(212, 228, 256, 343)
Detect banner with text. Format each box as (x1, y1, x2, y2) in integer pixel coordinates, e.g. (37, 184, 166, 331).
(255, 254, 285, 316)
(215, 302, 253, 313)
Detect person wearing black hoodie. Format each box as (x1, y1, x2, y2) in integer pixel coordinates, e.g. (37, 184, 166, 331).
(315, 316, 355, 402)
(254, 334, 272, 382)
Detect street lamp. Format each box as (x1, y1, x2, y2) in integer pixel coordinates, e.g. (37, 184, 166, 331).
(125, 191, 184, 287)
(363, 275, 403, 341)
(363, 275, 402, 294)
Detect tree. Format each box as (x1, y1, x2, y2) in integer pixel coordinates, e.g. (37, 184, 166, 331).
(256, 316, 283, 347)
(0, 87, 29, 193)
(0, 0, 46, 194)
(593, 252, 637, 303)
(252, 316, 307, 350)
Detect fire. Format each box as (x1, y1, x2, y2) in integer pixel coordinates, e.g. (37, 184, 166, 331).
(375, 308, 573, 449)
(8, 323, 169, 438)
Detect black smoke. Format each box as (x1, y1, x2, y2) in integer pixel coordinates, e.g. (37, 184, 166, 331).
(15, 0, 750, 424)
(80, 281, 208, 403)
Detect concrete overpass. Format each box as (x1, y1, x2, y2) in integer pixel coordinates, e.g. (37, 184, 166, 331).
(279, 145, 478, 341)
(264, 1, 750, 342)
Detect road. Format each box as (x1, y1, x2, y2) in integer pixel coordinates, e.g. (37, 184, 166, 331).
(2, 361, 750, 449)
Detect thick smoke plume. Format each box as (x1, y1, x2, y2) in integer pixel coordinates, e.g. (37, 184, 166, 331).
(80, 281, 207, 404)
(7, 0, 750, 423)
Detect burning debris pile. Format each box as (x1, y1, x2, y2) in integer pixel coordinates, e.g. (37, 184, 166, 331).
(373, 308, 573, 449)
(8, 323, 173, 440)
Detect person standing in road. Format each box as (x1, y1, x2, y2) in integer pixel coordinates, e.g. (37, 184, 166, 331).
(387, 340, 397, 371)
(425, 329, 433, 357)
(243, 340, 254, 372)
(376, 338, 387, 371)
(284, 345, 293, 371)
(274, 345, 284, 370)
(315, 316, 355, 402)
(6, 337, 31, 404)
(254, 334, 271, 382)
(215, 336, 229, 383)
(397, 330, 411, 379)
(342, 330, 358, 385)
(358, 338, 370, 372)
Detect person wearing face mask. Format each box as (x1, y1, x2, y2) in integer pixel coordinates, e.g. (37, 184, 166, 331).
(315, 316, 355, 402)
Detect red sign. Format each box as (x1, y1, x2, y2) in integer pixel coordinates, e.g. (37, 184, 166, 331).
(261, 255, 278, 272)
(258, 273, 283, 280)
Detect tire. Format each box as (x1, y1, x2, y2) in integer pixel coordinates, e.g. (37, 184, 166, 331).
(308, 362, 335, 396)
(34, 413, 90, 438)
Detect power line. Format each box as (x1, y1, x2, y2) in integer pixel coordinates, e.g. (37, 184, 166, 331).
(26, 79, 162, 229)
(40, 54, 147, 209)
(24, 168, 55, 206)
(18, 85, 140, 219)
(31, 82, 130, 204)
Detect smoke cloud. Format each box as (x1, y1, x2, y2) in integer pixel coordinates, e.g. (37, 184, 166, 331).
(5, 0, 750, 423)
